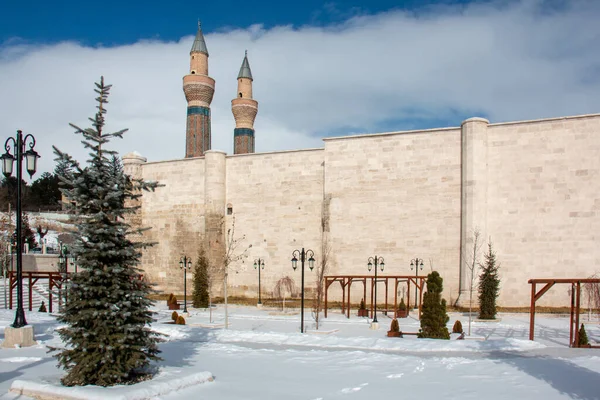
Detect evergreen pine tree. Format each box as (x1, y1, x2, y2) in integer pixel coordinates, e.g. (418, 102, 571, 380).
(418, 271, 450, 339)
(578, 324, 589, 346)
(192, 247, 210, 308)
(50, 77, 162, 387)
(478, 241, 500, 320)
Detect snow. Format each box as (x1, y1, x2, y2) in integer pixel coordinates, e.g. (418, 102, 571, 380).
(0, 305, 598, 399)
(9, 371, 213, 400)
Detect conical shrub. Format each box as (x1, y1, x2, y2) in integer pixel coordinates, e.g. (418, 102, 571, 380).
(171, 311, 178, 322)
(578, 324, 589, 346)
(390, 318, 400, 333)
(418, 271, 450, 339)
(176, 315, 186, 325)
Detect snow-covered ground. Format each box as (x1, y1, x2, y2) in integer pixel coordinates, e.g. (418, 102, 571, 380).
(0, 304, 599, 399)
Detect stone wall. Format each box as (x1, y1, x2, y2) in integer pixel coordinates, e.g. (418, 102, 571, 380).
(324, 127, 462, 307)
(137, 157, 206, 292)
(131, 113, 600, 308)
(486, 115, 600, 307)
(224, 149, 325, 299)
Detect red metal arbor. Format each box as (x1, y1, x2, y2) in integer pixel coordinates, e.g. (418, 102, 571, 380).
(529, 278, 600, 348)
(324, 275, 426, 319)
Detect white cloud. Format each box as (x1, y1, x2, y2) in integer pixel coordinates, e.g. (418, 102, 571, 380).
(0, 0, 598, 176)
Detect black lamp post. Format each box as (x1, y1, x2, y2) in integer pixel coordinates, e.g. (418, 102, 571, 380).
(291, 248, 315, 333)
(410, 258, 424, 309)
(253, 258, 265, 305)
(1, 130, 39, 328)
(367, 256, 385, 324)
(179, 256, 192, 313)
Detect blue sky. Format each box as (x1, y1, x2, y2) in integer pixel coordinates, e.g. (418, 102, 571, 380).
(1, 0, 467, 46)
(0, 0, 599, 174)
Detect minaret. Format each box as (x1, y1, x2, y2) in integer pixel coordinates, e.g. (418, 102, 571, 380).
(232, 50, 258, 154)
(183, 22, 215, 158)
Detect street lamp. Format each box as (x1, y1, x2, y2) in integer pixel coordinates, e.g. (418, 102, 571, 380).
(1, 130, 39, 328)
(179, 255, 193, 313)
(179, 256, 192, 313)
(253, 258, 265, 305)
(291, 248, 315, 333)
(367, 256, 385, 324)
(410, 258, 424, 309)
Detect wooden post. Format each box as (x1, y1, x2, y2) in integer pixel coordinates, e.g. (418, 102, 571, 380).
(574, 282, 581, 347)
(324, 277, 328, 318)
(569, 283, 575, 347)
(529, 282, 536, 341)
(49, 276, 53, 313)
(394, 278, 398, 313)
(371, 278, 375, 318)
(385, 279, 388, 315)
(419, 278, 424, 319)
(363, 278, 367, 311)
(9, 273, 14, 309)
(341, 281, 346, 315)
(407, 279, 411, 315)
(347, 279, 351, 319)
(28, 273, 32, 311)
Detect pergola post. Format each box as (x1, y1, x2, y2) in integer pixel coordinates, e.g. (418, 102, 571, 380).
(347, 279, 351, 319)
(570, 282, 575, 346)
(394, 278, 398, 313)
(407, 279, 411, 315)
(529, 281, 536, 341)
(324, 277, 329, 318)
(385, 279, 388, 315)
(574, 282, 581, 347)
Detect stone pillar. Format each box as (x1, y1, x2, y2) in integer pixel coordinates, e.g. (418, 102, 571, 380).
(122, 152, 147, 238)
(204, 150, 227, 272)
(457, 117, 489, 307)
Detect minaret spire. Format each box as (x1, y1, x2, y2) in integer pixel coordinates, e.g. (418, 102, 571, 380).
(190, 20, 209, 56)
(232, 50, 258, 154)
(183, 22, 215, 157)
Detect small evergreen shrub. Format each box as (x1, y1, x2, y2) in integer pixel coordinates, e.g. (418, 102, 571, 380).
(38, 301, 47, 313)
(176, 315, 186, 325)
(478, 242, 500, 320)
(390, 318, 400, 333)
(193, 248, 210, 308)
(418, 271, 450, 339)
(359, 298, 366, 310)
(171, 311, 179, 322)
(452, 320, 463, 334)
(578, 324, 589, 346)
(398, 298, 407, 311)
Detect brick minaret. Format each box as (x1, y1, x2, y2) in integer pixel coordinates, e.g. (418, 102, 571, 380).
(184, 22, 215, 158)
(232, 51, 258, 154)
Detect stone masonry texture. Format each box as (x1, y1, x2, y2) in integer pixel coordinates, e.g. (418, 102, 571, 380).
(127, 114, 600, 308)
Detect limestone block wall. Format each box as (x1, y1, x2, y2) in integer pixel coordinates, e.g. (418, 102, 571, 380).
(224, 149, 325, 299)
(323, 128, 463, 306)
(139, 157, 206, 293)
(486, 114, 600, 307)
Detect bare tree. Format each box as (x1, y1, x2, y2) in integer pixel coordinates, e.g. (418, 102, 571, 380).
(311, 239, 331, 330)
(219, 215, 251, 329)
(274, 276, 297, 312)
(584, 273, 600, 321)
(465, 229, 482, 335)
